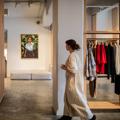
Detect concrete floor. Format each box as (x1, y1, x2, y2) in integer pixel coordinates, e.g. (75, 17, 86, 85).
(0, 78, 120, 120)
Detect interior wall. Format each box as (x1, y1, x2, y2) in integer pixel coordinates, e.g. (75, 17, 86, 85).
(86, 12, 92, 31)
(5, 17, 52, 77)
(42, 2, 53, 27)
(53, 0, 84, 115)
(86, 6, 119, 102)
(96, 8, 113, 38)
(112, 7, 119, 38)
(0, 0, 5, 102)
(97, 10, 112, 30)
(4, 3, 43, 18)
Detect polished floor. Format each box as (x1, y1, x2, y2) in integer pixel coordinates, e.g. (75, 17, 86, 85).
(0, 78, 120, 120)
(1, 78, 53, 114)
(87, 77, 119, 102)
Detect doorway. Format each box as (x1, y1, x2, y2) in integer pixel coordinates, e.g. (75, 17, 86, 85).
(0, 0, 54, 117)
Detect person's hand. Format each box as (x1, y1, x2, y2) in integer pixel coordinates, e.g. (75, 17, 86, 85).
(61, 64, 67, 70)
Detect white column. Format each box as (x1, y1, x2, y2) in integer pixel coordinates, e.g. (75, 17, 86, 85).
(53, 0, 84, 115)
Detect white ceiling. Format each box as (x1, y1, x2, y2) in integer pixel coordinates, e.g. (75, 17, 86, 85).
(86, 0, 119, 15)
(4, 2, 44, 18)
(5, 0, 119, 18)
(4, 0, 52, 18)
(4, 0, 119, 6)
(4, 0, 45, 2)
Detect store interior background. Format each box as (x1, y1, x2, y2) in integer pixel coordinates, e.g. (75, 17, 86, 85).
(0, 0, 119, 119)
(86, 0, 119, 103)
(4, 0, 53, 77)
(0, 0, 55, 118)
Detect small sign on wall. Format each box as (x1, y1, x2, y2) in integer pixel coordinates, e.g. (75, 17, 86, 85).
(21, 34, 38, 58)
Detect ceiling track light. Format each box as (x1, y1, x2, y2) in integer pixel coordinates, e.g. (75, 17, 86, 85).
(5, 0, 44, 3)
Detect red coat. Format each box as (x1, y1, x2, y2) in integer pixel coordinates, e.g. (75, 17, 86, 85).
(100, 43, 107, 74)
(96, 43, 107, 74)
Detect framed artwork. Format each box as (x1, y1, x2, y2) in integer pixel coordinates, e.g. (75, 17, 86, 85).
(21, 34, 38, 58)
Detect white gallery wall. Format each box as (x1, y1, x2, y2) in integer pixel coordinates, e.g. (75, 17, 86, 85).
(96, 7, 113, 38)
(42, 2, 53, 27)
(97, 9, 112, 31)
(96, 5, 119, 38)
(86, 12, 92, 31)
(4, 3, 52, 77)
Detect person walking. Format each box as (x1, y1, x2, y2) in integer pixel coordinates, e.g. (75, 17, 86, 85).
(59, 39, 96, 120)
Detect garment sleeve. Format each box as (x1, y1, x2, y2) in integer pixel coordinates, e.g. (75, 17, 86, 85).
(84, 49, 89, 78)
(66, 54, 79, 74)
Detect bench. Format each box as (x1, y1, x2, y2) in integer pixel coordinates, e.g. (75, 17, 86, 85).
(10, 70, 52, 80)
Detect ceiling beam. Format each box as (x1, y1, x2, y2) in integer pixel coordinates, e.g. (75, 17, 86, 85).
(4, 0, 44, 3)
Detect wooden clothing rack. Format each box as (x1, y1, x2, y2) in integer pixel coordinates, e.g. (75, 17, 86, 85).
(85, 31, 120, 104)
(84, 0, 120, 110)
(87, 38, 120, 41)
(87, 38, 120, 44)
(85, 31, 120, 34)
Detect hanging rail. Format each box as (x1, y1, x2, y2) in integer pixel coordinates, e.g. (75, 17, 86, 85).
(85, 31, 120, 42)
(85, 31, 120, 34)
(87, 38, 120, 40)
(85, 32, 120, 104)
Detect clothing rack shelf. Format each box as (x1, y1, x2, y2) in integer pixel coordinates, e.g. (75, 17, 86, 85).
(84, 0, 120, 110)
(85, 31, 120, 105)
(87, 38, 120, 40)
(97, 74, 109, 78)
(85, 31, 120, 34)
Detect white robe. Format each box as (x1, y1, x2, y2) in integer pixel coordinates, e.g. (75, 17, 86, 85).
(115, 44, 120, 75)
(64, 51, 93, 120)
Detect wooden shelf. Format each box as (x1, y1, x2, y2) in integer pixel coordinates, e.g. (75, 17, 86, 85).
(87, 38, 120, 40)
(89, 101, 120, 110)
(85, 31, 120, 34)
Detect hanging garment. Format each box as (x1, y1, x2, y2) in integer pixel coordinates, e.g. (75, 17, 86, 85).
(96, 44, 101, 73)
(110, 45, 116, 83)
(115, 75, 120, 95)
(65, 51, 93, 120)
(106, 44, 111, 79)
(86, 47, 96, 98)
(89, 79, 96, 98)
(89, 47, 96, 98)
(100, 43, 107, 74)
(105, 45, 108, 74)
(86, 47, 96, 81)
(92, 47, 96, 58)
(115, 44, 120, 75)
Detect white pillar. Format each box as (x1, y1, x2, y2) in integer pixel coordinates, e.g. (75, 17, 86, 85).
(53, 0, 84, 115)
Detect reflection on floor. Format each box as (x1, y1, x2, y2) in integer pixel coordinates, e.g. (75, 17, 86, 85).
(0, 78, 120, 120)
(0, 78, 53, 114)
(89, 101, 120, 110)
(87, 77, 119, 102)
